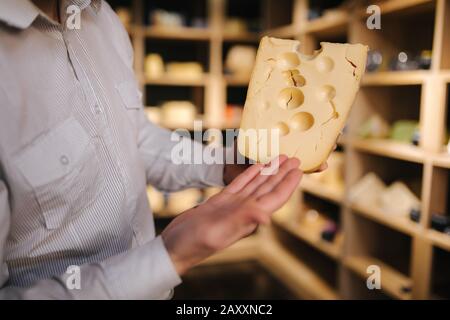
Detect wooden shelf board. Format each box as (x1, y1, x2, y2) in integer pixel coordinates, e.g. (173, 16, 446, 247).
(273, 216, 342, 260)
(142, 26, 211, 41)
(350, 138, 425, 163)
(303, 13, 349, 37)
(362, 71, 429, 86)
(224, 75, 250, 86)
(442, 70, 450, 81)
(427, 229, 450, 252)
(222, 32, 260, 42)
(143, 75, 208, 86)
(358, 0, 435, 17)
(344, 256, 412, 300)
(350, 203, 421, 236)
(125, 24, 134, 35)
(260, 239, 338, 300)
(262, 24, 297, 38)
(432, 152, 450, 169)
(301, 178, 344, 204)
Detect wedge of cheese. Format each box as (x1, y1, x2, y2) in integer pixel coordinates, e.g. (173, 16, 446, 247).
(237, 37, 368, 172)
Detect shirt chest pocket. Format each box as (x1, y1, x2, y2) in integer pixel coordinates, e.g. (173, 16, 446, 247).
(116, 80, 142, 127)
(15, 118, 104, 230)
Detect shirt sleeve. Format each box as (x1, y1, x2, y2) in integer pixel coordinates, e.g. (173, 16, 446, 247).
(137, 110, 226, 192)
(100, 1, 226, 192)
(0, 2, 182, 300)
(0, 179, 181, 299)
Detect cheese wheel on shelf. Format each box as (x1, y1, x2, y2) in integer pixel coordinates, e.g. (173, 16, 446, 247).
(146, 186, 165, 214)
(166, 189, 202, 214)
(166, 62, 203, 80)
(145, 54, 164, 79)
(161, 101, 197, 129)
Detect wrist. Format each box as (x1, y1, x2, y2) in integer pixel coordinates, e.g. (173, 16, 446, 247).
(161, 232, 189, 276)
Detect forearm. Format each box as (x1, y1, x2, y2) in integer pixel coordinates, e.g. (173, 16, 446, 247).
(138, 110, 226, 191)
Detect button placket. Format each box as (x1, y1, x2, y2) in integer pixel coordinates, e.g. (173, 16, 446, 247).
(63, 33, 107, 132)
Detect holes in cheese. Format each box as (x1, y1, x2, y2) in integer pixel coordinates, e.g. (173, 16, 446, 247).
(273, 122, 290, 136)
(277, 52, 300, 70)
(277, 88, 305, 110)
(289, 112, 314, 132)
(282, 70, 306, 87)
(238, 37, 368, 172)
(316, 56, 335, 73)
(317, 85, 336, 102)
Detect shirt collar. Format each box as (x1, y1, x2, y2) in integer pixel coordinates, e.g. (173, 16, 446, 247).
(0, 0, 102, 30)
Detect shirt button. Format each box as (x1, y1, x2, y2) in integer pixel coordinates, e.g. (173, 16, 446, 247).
(94, 104, 102, 114)
(60, 155, 69, 165)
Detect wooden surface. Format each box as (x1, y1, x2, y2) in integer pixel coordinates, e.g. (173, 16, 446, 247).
(344, 255, 413, 300)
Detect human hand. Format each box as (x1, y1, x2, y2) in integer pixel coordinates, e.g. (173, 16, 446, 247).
(162, 155, 302, 275)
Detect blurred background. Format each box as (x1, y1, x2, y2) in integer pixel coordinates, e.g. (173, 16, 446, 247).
(106, 0, 450, 299)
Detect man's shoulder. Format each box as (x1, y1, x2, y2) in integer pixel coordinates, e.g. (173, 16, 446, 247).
(94, 0, 134, 67)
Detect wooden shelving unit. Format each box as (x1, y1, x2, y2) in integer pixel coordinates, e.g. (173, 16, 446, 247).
(273, 214, 342, 260)
(222, 32, 260, 42)
(117, 0, 450, 299)
(350, 202, 422, 237)
(265, 0, 450, 300)
(302, 12, 348, 37)
(300, 177, 344, 204)
(343, 255, 413, 300)
(143, 74, 209, 86)
(259, 230, 339, 300)
(141, 25, 212, 41)
(361, 70, 430, 85)
(349, 138, 425, 164)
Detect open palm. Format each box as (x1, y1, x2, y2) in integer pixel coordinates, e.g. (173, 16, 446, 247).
(162, 155, 302, 275)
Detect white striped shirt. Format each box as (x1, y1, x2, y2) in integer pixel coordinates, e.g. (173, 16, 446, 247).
(0, 0, 224, 299)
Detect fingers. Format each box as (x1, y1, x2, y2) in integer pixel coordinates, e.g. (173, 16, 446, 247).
(238, 155, 288, 198)
(256, 168, 302, 212)
(252, 157, 300, 198)
(224, 163, 264, 194)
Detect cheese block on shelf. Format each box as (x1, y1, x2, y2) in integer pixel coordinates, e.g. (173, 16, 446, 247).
(166, 189, 202, 214)
(378, 182, 420, 216)
(145, 53, 164, 79)
(146, 186, 165, 214)
(349, 172, 386, 207)
(166, 62, 203, 80)
(237, 37, 368, 172)
(161, 101, 197, 129)
(145, 107, 162, 125)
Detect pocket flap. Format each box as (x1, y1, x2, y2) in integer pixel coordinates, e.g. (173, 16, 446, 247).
(15, 118, 90, 188)
(116, 80, 141, 110)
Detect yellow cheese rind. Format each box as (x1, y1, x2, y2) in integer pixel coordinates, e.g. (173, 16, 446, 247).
(238, 37, 368, 172)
